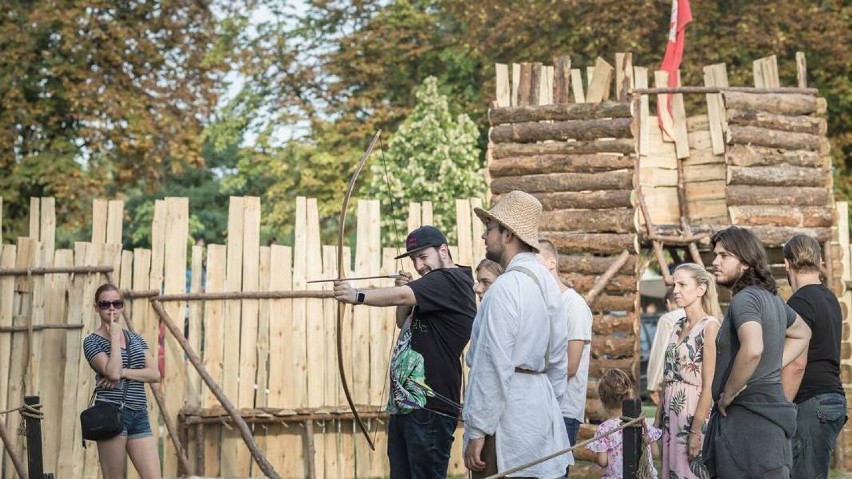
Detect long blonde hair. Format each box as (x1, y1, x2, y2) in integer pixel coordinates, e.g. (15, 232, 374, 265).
(674, 263, 723, 321)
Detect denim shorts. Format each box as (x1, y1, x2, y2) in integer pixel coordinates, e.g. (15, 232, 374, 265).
(120, 407, 153, 439)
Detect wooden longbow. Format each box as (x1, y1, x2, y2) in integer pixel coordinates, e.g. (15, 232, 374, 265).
(337, 130, 382, 450)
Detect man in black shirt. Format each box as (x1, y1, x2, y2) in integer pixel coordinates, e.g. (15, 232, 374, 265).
(334, 225, 476, 479)
(781, 234, 847, 479)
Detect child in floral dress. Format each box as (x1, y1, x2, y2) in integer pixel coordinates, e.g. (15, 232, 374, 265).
(587, 369, 662, 478)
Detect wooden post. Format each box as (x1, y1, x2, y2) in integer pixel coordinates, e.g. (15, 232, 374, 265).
(0, 417, 28, 479)
(796, 52, 807, 88)
(24, 396, 44, 479)
(622, 398, 643, 479)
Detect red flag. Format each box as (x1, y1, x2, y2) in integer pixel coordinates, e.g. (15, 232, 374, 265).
(658, 0, 692, 134)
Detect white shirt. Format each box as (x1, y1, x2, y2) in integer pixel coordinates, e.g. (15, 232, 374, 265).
(560, 288, 593, 421)
(646, 308, 684, 392)
(464, 253, 572, 477)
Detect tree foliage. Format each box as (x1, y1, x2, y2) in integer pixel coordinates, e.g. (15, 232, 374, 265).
(360, 77, 486, 245)
(0, 1, 225, 241)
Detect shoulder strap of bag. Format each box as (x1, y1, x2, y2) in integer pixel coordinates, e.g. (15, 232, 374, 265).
(506, 264, 551, 366)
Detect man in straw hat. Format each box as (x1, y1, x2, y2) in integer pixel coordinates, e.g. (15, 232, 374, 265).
(334, 225, 476, 479)
(463, 190, 572, 478)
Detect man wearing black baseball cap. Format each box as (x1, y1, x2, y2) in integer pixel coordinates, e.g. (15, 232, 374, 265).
(334, 225, 476, 478)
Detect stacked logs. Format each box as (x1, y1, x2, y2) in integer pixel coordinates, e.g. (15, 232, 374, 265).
(488, 101, 638, 422)
(724, 91, 834, 246)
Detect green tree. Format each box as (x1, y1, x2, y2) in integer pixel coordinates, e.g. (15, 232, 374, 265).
(360, 76, 486, 244)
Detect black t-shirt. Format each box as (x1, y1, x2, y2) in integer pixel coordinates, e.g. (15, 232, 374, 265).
(404, 266, 476, 414)
(788, 283, 844, 403)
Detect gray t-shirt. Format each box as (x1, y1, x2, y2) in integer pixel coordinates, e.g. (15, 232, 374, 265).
(712, 286, 797, 399)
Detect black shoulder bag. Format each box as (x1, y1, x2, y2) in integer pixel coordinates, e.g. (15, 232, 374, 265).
(80, 330, 131, 442)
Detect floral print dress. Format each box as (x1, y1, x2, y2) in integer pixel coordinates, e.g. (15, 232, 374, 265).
(661, 315, 719, 479)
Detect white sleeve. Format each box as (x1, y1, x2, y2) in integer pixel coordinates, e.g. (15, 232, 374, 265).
(546, 286, 569, 406)
(646, 315, 675, 391)
(565, 290, 593, 342)
(463, 284, 519, 438)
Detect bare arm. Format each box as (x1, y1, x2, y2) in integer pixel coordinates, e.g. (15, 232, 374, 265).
(121, 350, 161, 383)
(782, 315, 811, 368)
(689, 320, 719, 459)
(781, 349, 808, 402)
(334, 280, 417, 308)
(567, 340, 585, 378)
(718, 321, 763, 414)
(595, 451, 608, 468)
(90, 316, 123, 381)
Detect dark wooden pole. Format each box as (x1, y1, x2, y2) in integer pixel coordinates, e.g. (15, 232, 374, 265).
(23, 397, 44, 479)
(150, 300, 281, 479)
(622, 398, 643, 479)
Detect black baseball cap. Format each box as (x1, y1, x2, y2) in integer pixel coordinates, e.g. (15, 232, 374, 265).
(394, 225, 448, 259)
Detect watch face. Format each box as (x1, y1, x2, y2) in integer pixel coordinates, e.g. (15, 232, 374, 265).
(357, 292, 366, 304)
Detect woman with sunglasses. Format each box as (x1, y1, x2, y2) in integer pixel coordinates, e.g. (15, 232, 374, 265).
(83, 283, 162, 478)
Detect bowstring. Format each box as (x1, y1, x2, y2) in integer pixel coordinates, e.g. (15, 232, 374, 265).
(374, 131, 406, 445)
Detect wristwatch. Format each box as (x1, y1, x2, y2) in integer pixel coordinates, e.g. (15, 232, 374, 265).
(355, 290, 366, 304)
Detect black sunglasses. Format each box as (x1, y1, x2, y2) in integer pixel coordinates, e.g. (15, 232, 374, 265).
(97, 300, 125, 310)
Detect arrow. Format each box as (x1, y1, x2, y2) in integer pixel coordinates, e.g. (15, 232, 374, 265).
(306, 273, 401, 284)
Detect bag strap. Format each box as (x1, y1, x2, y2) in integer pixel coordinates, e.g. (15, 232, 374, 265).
(506, 265, 551, 367)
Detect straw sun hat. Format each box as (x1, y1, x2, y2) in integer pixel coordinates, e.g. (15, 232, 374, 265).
(474, 190, 542, 253)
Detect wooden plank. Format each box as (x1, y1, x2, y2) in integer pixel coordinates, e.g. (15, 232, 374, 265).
(422, 201, 433, 225)
(456, 199, 473, 268)
(39, 197, 56, 259)
(670, 71, 690, 159)
(267, 245, 295, 476)
(25, 238, 45, 396)
(529, 62, 542, 106)
(684, 181, 726, 201)
(239, 197, 261, 410)
(753, 57, 765, 88)
(291, 197, 309, 408)
(687, 129, 713, 151)
(40, 249, 71, 474)
(796, 52, 807, 88)
(132, 248, 161, 470)
(91, 198, 108, 244)
(615, 52, 633, 101)
(305, 198, 326, 407)
(517, 62, 532, 107)
(162, 197, 189, 478)
(470, 197, 486, 262)
(221, 196, 244, 477)
(634, 66, 650, 155)
(543, 65, 554, 105)
(201, 244, 225, 476)
(639, 167, 678, 187)
(704, 63, 728, 155)
(0, 245, 16, 479)
(106, 199, 124, 245)
(187, 245, 204, 411)
(511, 63, 521, 107)
(586, 57, 614, 103)
(684, 163, 726, 183)
(553, 55, 571, 104)
(571, 68, 585, 103)
(29, 197, 40, 239)
(495, 63, 510, 107)
(252, 245, 271, 478)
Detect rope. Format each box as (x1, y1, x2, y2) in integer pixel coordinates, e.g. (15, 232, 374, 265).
(482, 414, 647, 479)
(16, 402, 43, 436)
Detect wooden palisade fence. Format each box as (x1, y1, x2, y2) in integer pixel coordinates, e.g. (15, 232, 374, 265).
(0, 196, 485, 479)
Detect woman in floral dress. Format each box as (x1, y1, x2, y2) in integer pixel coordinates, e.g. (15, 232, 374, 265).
(657, 263, 722, 479)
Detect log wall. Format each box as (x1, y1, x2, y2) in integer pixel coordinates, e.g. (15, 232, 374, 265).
(490, 55, 641, 425)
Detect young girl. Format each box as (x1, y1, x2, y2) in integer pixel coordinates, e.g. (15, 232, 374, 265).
(83, 284, 162, 478)
(587, 368, 662, 478)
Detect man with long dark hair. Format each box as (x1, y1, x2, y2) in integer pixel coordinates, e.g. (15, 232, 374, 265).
(702, 226, 811, 478)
